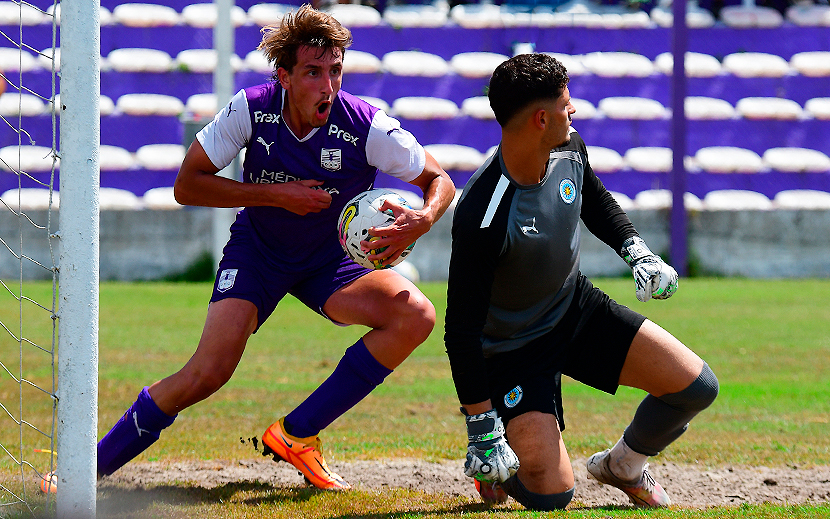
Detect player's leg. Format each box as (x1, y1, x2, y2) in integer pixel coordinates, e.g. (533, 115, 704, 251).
(98, 298, 257, 476)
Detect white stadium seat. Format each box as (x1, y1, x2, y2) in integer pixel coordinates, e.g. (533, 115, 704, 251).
(326, 4, 382, 27)
(244, 49, 272, 74)
(450, 4, 504, 29)
(0, 145, 57, 172)
(598, 97, 668, 120)
(703, 189, 773, 210)
(391, 97, 459, 120)
(654, 52, 723, 78)
(450, 52, 509, 78)
(634, 189, 704, 210)
(586, 146, 624, 172)
(624, 147, 673, 172)
(608, 191, 635, 210)
(181, 3, 248, 28)
(112, 3, 180, 27)
(694, 147, 764, 173)
(0, 93, 46, 117)
(722, 52, 791, 78)
(542, 53, 587, 76)
(37, 47, 59, 72)
(499, 5, 533, 28)
(582, 51, 655, 78)
(135, 144, 186, 170)
(1, 188, 58, 210)
(116, 94, 185, 116)
(185, 93, 219, 118)
(685, 97, 736, 120)
(720, 5, 783, 28)
(773, 190, 830, 209)
(107, 48, 173, 73)
(247, 3, 294, 27)
(736, 97, 803, 120)
(175, 49, 244, 74)
(356, 96, 390, 113)
(423, 144, 484, 171)
(143, 186, 183, 210)
(0, 47, 40, 72)
(382, 51, 449, 77)
(786, 3, 830, 26)
(789, 51, 830, 77)
(100, 187, 142, 210)
(383, 4, 448, 28)
(762, 147, 830, 172)
(47, 4, 113, 26)
(343, 50, 382, 74)
(805, 98, 830, 120)
(51, 94, 114, 116)
(460, 96, 495, 120)
(650, 1, 715, 28)
(570, 98, 596, 119)
(0, 1, 46, 25)
(99, 145, 135, 171)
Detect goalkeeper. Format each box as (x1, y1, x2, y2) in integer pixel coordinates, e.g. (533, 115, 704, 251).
(444, 53, 718, 510)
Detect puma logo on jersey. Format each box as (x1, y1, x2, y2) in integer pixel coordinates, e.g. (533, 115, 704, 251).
(257, 137, 274, 155)
(521, 217, 539, 235)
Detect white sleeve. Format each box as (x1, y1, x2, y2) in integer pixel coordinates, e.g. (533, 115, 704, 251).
(196, 89, 252, 170)
(365, 110, 426, 183)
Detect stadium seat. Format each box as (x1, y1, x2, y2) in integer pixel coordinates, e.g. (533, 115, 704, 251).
(143, 186, 182, 210)
(0, 93, 46, 117)
(0, 47, 40, 72)
(0, 145, 57, 173)
(789, 51, 830, 77)
(634, 189, 704, 210)
(786, 3, 830, 26)
(100, 145, 135, 171)
(694, 146, 764, 173)
(382, 4, 448, 28)
(450, 52, 509, 78)
(702, 189, 773, 210)
(650, 0, 715, 28)
(0, 188, 58, 210)
(582, 52, 655, 78)
(542, 53, 587, 76)
(720, 5, 783, 28)
(326, 4, 382, 27)
(624, 147, 673, 172)
(107, 48, 173, 73)
(735, 97, 803, 120)
(247, 3, 294, 27)
(0, 1, 46, 25)
(48, 4, 113, 26)
(391, 97, 459, 120)
(99, 187, 142, 210)
(449, 4, 504, 28)
(175, 49, 244, 74)
(805, 98, 830, 119)
(570, 98, 596, 119)
(597, 97, 668, 120)
(181, 3, 248, 28)
(762, 147, 830, 172)
(460, 96, 495, 120)
(51, 94, 114, 116)
(608, 191, 635, 210)
(356, 96, 390, 112)
(244, 49, 272, 74)
(135, 144, 186, 170)
(185, 93, 218, 118)
(112, 3, 180, 27)
(116, 94, 185, 116)
(685, 97, 736, 120)
(423, 144, 484, 171)
(773, 189, 830, 209)
(722, 52, 791, 78)
(37, 47, 59, 71)
(586, 146, 624, 172)
(343, 50, 382, 74)
(381, 51, 449, 77)
(654, 52, 723, 78)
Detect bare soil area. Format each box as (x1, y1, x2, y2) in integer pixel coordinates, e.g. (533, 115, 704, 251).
(99, 457, 830, 509)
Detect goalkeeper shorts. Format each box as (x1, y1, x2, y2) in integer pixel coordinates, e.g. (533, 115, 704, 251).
(485, 273, 646, 430)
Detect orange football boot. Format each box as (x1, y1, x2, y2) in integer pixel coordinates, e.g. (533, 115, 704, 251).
(262, 417, 350, 490)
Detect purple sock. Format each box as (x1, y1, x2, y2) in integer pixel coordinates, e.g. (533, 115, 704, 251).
(97, 387, 176, 476)
(285, 338, 392, 438)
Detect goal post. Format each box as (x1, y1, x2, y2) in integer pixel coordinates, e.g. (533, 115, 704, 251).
(57, 0, 100, 515)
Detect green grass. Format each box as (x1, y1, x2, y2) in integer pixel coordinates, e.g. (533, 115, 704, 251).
(1, 278, 829, 517)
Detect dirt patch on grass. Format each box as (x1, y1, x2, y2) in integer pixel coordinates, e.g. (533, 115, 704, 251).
(99, 457, 830, 508)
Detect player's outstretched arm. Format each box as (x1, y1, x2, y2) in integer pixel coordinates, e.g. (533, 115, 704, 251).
(620, 236, 679, 302)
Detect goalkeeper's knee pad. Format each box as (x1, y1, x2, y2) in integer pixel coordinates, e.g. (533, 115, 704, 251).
(501, 474, 574, 511)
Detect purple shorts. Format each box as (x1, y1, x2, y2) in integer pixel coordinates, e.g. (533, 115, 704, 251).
(210, 225, 372, 332)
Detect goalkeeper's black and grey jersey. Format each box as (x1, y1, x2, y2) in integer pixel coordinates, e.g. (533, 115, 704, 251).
(444, 129, 638, 406)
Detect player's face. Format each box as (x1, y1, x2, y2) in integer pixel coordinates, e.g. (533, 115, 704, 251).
(546, 86, 575, 148)
(279, 45, 343, 138)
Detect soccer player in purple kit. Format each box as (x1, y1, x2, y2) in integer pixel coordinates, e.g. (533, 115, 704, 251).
(94, 4, 454, 490)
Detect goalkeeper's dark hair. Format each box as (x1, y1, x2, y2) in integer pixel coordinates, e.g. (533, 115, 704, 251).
(258, 3, 352, 79)
(488, 54, 570, 128)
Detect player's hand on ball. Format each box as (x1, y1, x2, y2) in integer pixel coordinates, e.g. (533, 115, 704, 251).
(620, 236, 679, 302)
(463, 409, 519, 482)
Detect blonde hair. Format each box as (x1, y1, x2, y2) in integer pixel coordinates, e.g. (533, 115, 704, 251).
(258, 4, 352, 76)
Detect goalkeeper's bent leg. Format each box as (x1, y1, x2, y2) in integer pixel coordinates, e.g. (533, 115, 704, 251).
(98, 386, 177, 476)
(501, 473, 574, 511)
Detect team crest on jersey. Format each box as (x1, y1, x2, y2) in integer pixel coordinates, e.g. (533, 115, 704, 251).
(504, 385, 523, 408)
(217, 269, 238, 292)
(321, 148, 342, 171)
(559, 178, 577, 204)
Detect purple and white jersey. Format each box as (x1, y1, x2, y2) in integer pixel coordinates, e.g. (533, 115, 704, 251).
(196, 82, 426, 271)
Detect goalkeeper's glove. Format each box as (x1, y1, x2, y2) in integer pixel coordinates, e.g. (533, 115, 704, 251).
(462, 408, 519, 482)
(620, 236, 679, 302)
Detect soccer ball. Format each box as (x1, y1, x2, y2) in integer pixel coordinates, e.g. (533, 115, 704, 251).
(337, 188, 416, 269)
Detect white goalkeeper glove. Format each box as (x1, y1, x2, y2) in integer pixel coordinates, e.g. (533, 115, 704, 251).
(620, 236, 678, 302)
(462, 408, 519, 482)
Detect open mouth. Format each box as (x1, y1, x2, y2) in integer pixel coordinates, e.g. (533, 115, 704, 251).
(317, 101, 331, 115)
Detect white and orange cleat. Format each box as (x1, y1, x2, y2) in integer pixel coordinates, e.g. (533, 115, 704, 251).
(262, 417, 350, 490)
(587, 449, 671, 507)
